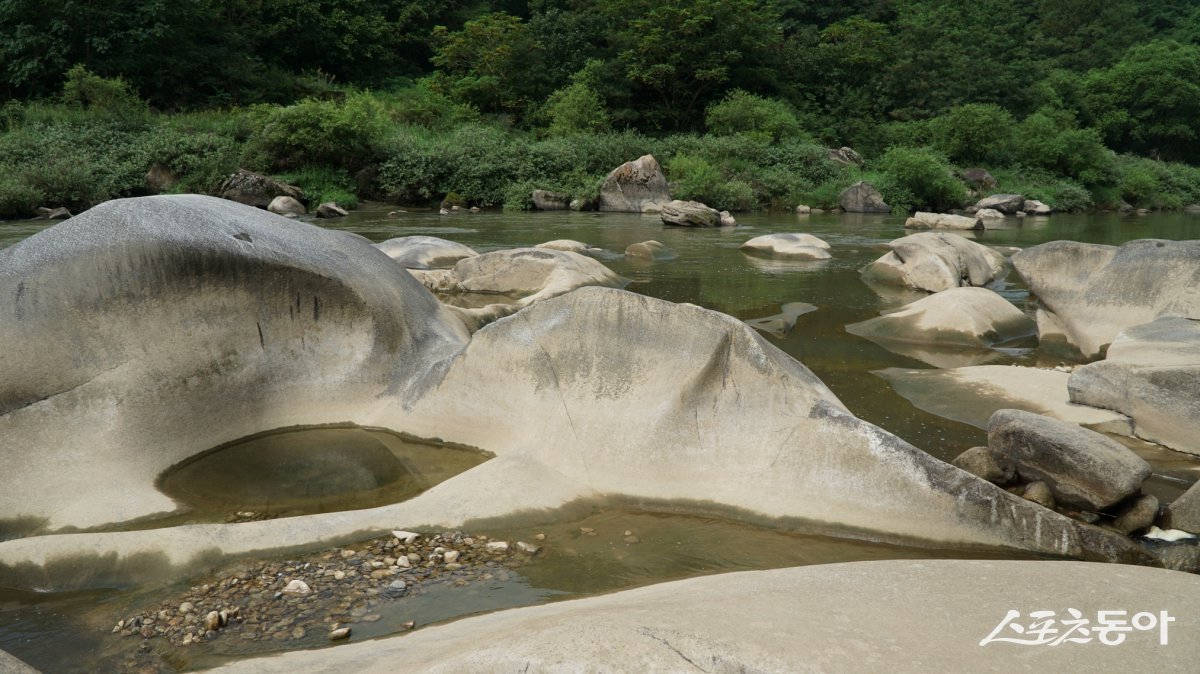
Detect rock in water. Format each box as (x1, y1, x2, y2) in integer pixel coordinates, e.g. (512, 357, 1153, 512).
(846, 287, 1035, 348)
(987, 409, 1152, 510)
(1011, 239, 1200, 359)
(950, 446, 1014, 485)
(220, 169, 304, 209)
(660, 200, 721, 227)
(1068, 317, 1200, 456)
(598, 155, 671, 213)
(624, 240, 673, 260)
(904, 212, 983, 231)
(1111, 494, 1158, 535)
(861, 232, 1009, 293)
(268, 196, 306, 217)
(1163, 481, 1200, 534)
(374, 236, 478, 270)
(531, 190, 570, 211)
(972, 194, 1025, 214)
(838, 181, 890, 213)
(316, 202, 348, 218)
(0, 195, 469, 530)
(536, 240, 594, 254)
(740, 233, 831, 260)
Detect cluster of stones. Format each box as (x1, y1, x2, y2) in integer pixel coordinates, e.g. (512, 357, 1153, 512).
(217, 168, 348, 219)
(953, 410, 1160, 536)
(109, 530, 543, 648)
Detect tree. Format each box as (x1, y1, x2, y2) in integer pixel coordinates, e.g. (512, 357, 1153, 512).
(430, 12, 541, 117)
(928, 103, 1016, 165)
(602, 0, 785, 131)
(1082, 40, 1200, 162)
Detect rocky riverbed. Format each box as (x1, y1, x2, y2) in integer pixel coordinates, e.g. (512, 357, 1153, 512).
(107, 529, 545, 671)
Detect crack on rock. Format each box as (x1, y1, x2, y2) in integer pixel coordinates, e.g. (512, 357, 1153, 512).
(637, 627, 710, 672)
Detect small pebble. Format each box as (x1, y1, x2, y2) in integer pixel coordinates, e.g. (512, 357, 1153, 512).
(328, 627, 351, 641)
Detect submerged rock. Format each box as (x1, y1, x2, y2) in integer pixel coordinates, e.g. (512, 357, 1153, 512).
(536, 240, 596, 255)
(1068, 317, 1200, 456)
(374, 236, 478, 270)
(860, 232, 1009, 293)
(624, 240, 673, 261)
(1011, 239, 1200, 359)
(846, 287, 1035, 349)
(316, 202, 348, 218)
(442, 248, 625, 304)
(740, 233, 831, 260)
(987, 409, 1152, 511)
(598, 155, 671, 213)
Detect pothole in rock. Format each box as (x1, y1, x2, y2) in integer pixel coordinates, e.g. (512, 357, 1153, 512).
(156, 427, 489, 523)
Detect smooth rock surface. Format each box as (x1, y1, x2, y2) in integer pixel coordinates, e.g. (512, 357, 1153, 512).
(743, 302, 818, 337)
(623, 240, 673, 260)
(988, 409, 1152, 510)
(1112, 494, 1159, 535)
(660, 200, 721, 227)
(374, 236, 478, 270)
(315, 202, 348, 218)
(0, 649, 38, 674)
(536, 239, 595, 254)
(267, 195, 305, 216)
(904, 212, 983, 231)
(951, 446, 1014, 485)
(0, 204, 1159, 590)
(975, 208, 1005, 219)
(1011, 239, 1200, 359)
(973, 194, 1025, 214)
(838, 181, 890, 213)
(206, 561, 1200, 674)
(0, 195, 470, 530)
(846, 287, 1035, 348)
(1068, 317, 1200, 456)
(861, 232, 1009, 293)
(598, 155, 671, 213)
(877, 366, 1132, 431)
(1162, 480, 1200, 534)
(740, 233, 832, 260)
(1023, 199, 1052, 215)
(442, 248, 625, 305)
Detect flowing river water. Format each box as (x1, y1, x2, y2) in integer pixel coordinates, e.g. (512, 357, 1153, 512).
(1, 206, 1198, 671)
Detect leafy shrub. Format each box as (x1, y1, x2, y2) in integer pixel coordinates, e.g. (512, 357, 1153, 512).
(1014, 108, 1115, 187)
(0, 172, 44, 218)
(705, 90, 806, 143)
(928, 103, 1016, 165)
(137, 127, 241, 194)
(243, 93, 390, 172)
(277, 166, 359, 209)
(61, 65, 146, 114)
(872, 146, 964, 211)
(375, 81, 480, 130)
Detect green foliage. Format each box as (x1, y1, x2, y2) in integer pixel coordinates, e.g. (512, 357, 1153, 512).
(705, 90, 805, 143)
(987, 167, 1094, 212)
(1013, 108, 1115, 186)
(0, 172, 43, 218)
(430, 12, 538, 117)
(375, 81, 479, 130)
(277, 166, 358, 209)
(872, 146, 965, 212)
(1112, 155, 1200, 209)
(61, 65, 145, 113)
(243, 93, 390, 172)
(928, 104, 1016, 165)
(1082, 40, 1200, 162)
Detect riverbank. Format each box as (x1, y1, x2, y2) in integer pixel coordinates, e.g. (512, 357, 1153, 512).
(4, 90, 1200, 221)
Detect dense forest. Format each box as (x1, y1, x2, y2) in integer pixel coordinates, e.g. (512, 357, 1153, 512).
(3, 0, 1200, 217)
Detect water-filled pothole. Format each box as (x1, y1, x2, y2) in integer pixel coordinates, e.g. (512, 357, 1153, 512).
(156, 427, 489, 522)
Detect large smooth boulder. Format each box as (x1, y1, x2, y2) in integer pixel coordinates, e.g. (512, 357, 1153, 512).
(660, 199, 721, 227)
(1023, 199, 1052, 215)
(374, 236, 478, 269)
(905, 212, 983, 231)
(207, 560, 1200, 673)
(1011, 239, 1200, 359)
(838, 181, 890, 213)
(740, 233, 832, 260)
(536, 239, 596, 254)
(0, 195, 470, 530)
(531, 189, 570, 211)
(219, 169, 304, 209)
(1068, 317, 1200, 456)
(861, 232, 1009, 293)
(598, 154, 671, 213)
(973, 193, 1025, 214)
(315, 202, 348, 218)
(987, 409, 1152, 511)
(846, 287, 1035, 348)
